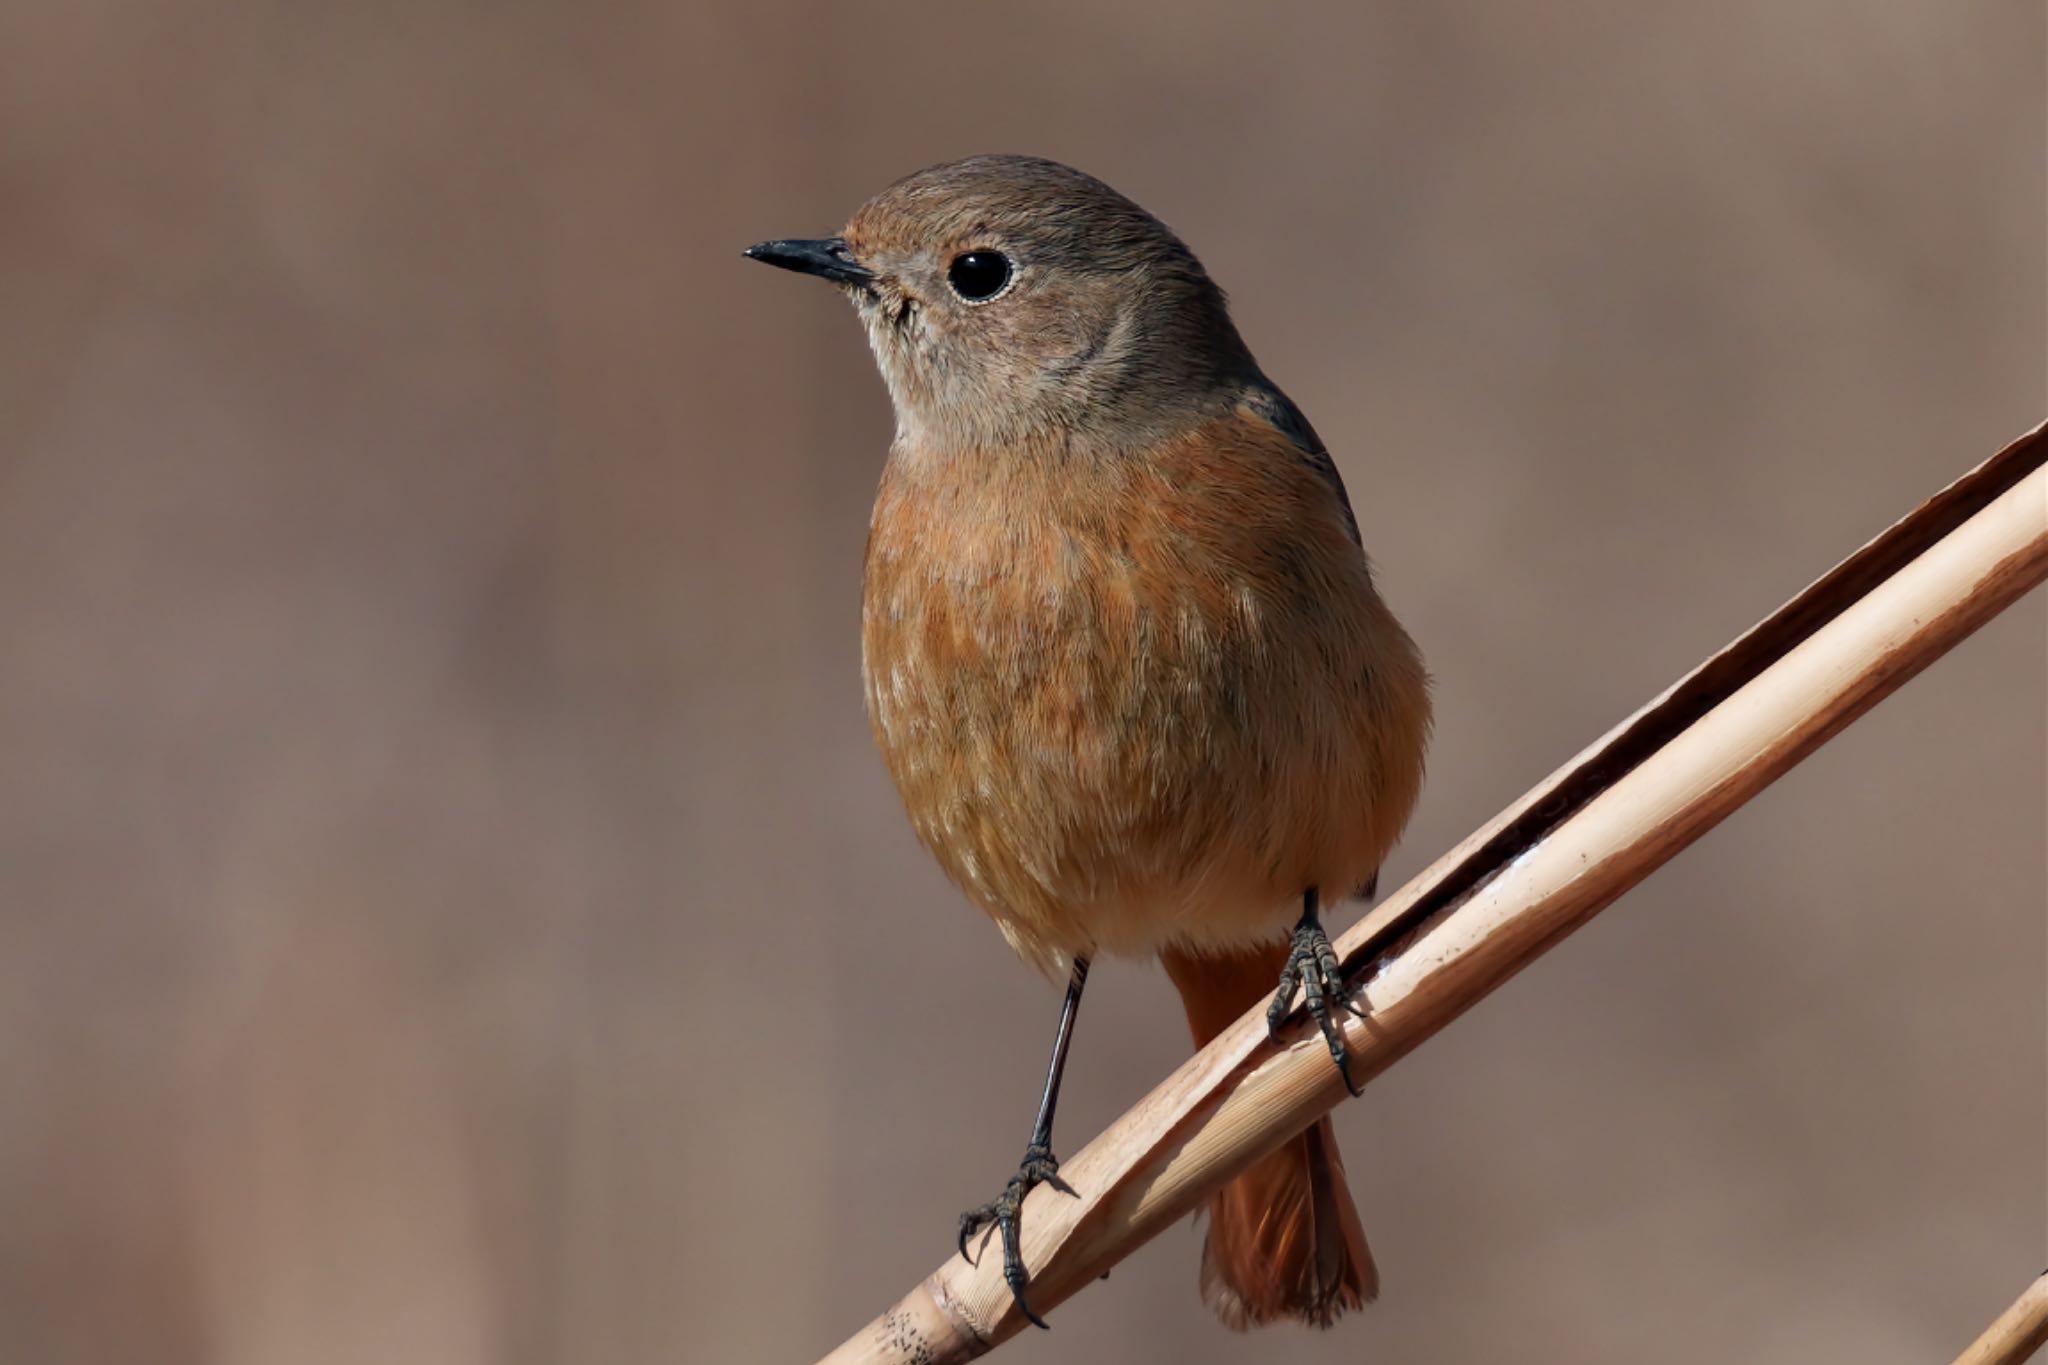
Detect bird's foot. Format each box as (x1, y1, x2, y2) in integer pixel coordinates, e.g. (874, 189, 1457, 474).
(956, 1141, 1077, 1329)
(1267, 912, 1366, 1096)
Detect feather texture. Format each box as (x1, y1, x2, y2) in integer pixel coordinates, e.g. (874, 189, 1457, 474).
(862, 408, 1428, 974)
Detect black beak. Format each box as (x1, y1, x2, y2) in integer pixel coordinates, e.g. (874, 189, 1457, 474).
(743, 237, 875, 286)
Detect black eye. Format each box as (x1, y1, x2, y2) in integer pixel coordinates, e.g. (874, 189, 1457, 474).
(947, 251, 1012, 302)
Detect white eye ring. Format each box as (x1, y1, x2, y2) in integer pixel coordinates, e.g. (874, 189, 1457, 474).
(946, 251, 1014, 304)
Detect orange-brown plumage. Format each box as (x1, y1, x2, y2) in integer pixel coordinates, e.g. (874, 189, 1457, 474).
(864, 407, 1427, 975)
(750, 153, 1431, 1332)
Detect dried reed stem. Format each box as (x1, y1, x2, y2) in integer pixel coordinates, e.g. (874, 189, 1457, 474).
(1952, 1271, 2048, 1365)
(818, 424, 2048, 1365)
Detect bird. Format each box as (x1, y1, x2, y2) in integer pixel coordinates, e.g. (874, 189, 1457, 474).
(745, 155, 1430, 1332)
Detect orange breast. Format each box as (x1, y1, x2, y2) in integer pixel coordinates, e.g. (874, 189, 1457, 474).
(861, 412, 1429, 974)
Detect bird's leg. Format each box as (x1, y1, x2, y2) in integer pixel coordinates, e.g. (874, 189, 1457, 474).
(957, 957, 1088, 1329)
(1267, 887, 1365, 1096)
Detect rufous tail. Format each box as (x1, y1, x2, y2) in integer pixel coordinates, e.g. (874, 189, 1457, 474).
(1159, 942, 1377, 1330)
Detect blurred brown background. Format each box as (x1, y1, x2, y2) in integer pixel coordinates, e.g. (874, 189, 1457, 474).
(1, 3, 2042, 1362)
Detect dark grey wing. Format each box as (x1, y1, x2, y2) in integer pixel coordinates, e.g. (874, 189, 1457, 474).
(1238, 380, 1362, 547)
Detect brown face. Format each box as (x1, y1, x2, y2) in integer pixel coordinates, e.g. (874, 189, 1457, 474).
(747, 155, 1258, 451)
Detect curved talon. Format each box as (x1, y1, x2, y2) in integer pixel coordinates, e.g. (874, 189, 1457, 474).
(957, 1213, 986, 1265)
(955, 1144, 1075, 1329)
(1265, 960, 1301, 1040)
(1001, 1208, 1050, 1329)
(1268, 902, 1366, 1096)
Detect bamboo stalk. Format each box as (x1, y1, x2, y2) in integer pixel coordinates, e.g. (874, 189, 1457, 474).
(818, 424, 2048, 1365)
(1952, 1272, 2048, 1365)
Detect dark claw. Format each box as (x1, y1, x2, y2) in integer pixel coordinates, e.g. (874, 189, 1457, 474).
(955, 1142, 1077, 1329)
(1266, 957, 1301, 1039)
(1268, 908, 1365, 1097)
(957, 1212, 984, 1265)
(1002, 1208, 1049, 1329)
